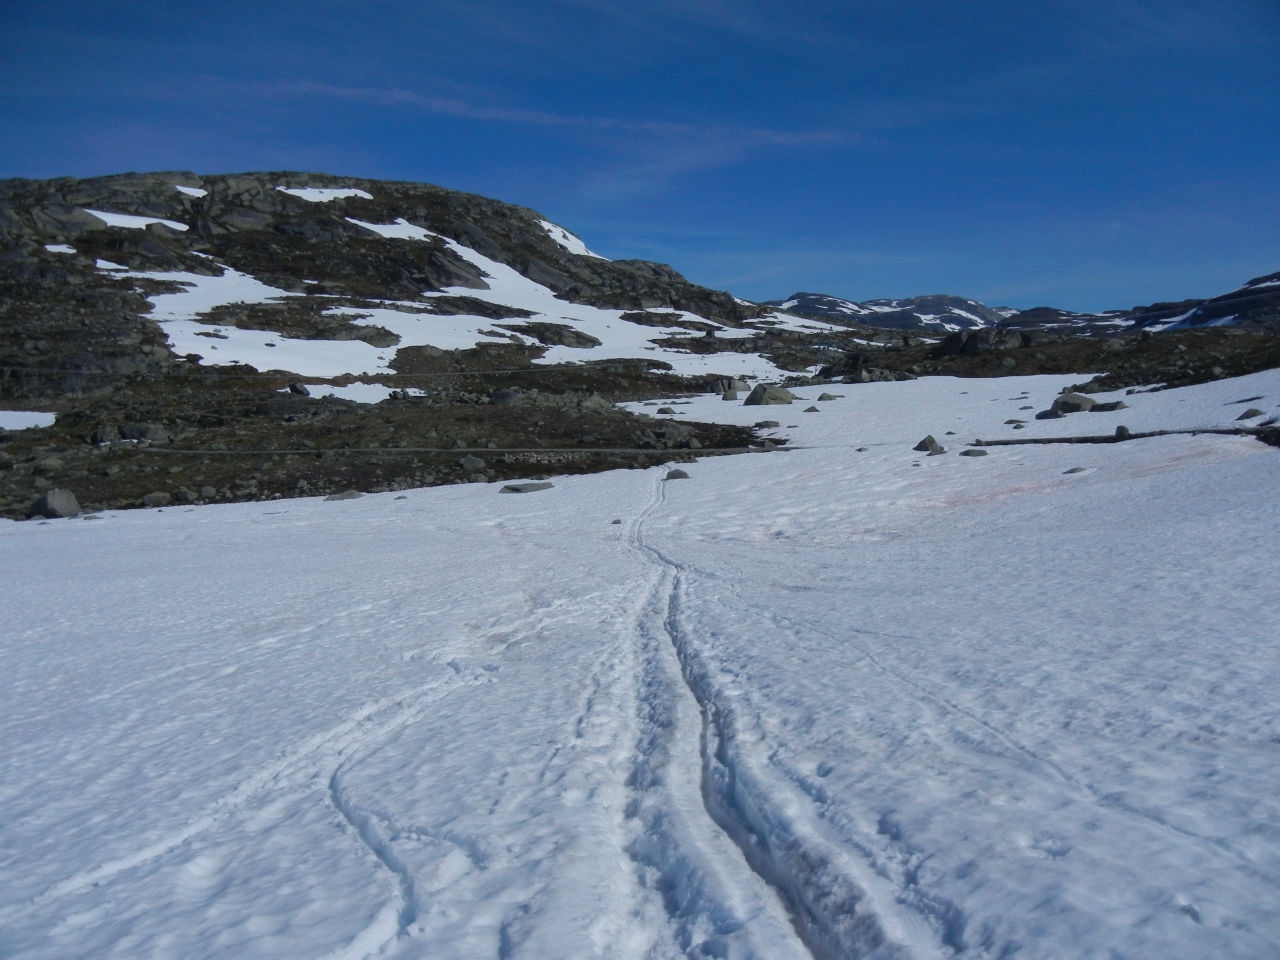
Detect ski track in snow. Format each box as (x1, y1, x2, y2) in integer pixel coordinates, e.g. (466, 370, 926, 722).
(7, 640, 518, 960)
(625, 475, 943, 960)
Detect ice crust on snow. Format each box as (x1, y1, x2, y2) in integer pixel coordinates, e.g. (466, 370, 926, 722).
(83, 209, 189, 232)
(276, 186, 373, 202)
(3, 370, 1279, 959)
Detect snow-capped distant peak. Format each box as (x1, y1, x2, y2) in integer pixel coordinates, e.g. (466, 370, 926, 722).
(276, 186, 373, 203)
(539, 220, 607, 260)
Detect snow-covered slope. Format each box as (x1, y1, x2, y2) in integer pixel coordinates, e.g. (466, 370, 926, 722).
(3, 369, 1279, 959)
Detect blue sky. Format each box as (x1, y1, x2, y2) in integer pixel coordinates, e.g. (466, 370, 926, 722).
(2, 0, 1277, 311)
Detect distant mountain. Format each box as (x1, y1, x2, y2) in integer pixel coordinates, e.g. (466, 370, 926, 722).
(765, 293, 1014, 333)
(768, 274, 1280, 336)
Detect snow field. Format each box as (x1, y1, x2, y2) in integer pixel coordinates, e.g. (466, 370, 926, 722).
(3, 374, 1279, 958)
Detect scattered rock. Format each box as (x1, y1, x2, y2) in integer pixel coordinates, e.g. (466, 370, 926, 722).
(1115, 425, 1131, 439)
(1063, 466, 1088, 474)
(610, 518, 622, 524)
(141, 491, 171, 507)
(458, 454, 486, 472)
(753, 420, 780, 428)
(657, 407, 676, 415)
(1236, 408, 1265, 420)
(324, 489, 364, 500)
(803, 405, 820, 412)
(287, 382, 311, 396)
(1091, 401, 1128, 412)
(29, 488, 79, 518)
(500, 481, 554, 493)
(959, 449, 988, 456)
(664, 468, 691, 480)
(913, 435, 946, 455)
(721, 390, 739, 401)
(817, 393, 840, 401)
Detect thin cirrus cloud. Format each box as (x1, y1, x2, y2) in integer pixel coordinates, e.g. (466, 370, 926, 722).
(282, 80, 859, 148)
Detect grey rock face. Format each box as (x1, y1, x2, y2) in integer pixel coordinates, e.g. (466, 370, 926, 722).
(742, 384, 795, 406)
(30, 488, 80, 518)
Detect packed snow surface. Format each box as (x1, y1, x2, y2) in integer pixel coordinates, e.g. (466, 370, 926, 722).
(175, 184, 208, 198)
(4, 370, 1279, 959)
(43, 243, 75, 254)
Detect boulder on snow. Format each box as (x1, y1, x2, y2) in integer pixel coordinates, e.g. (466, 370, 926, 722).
(913, 435, 946, 455)
(1236, 407, 1265, 420)
(959, 448, 988, 456)
(500, 481, 554, 494)
(664, 468, 691, 480)
(324, 489, 364, 501)
(1052, 392, 1098, 414)
(29, 487, 79, 518)
(742, 384, 795, 406)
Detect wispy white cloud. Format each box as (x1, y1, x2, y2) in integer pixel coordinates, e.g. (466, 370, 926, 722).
(283, 80, 858, 147)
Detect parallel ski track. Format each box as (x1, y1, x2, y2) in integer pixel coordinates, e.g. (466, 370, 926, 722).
(628, 472, 945, 960)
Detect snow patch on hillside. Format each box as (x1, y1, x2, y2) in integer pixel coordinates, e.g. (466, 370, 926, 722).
(276, 186, 373, 202)
(538, 219, 607, 259)
(83, 209, 189, 231)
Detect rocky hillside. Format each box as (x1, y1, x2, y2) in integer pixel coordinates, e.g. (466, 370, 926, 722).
(0, 171, 860, 517)
(1, 170, 1277, 519)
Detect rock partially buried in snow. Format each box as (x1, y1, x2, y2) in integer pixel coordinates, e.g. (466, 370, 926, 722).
(664, 469, 691, 480)
(30, 487, 79, 518)
(959, 448, 988, 456)
(913, 435, 946, 455)
(803, 405, 820, 412)
(1052, 392, 1098, 414)
(500, 482, 555, 494)
(1237, 408, 1265, 420)
(324, 489, 364, 501)
(742, 384, 795, 406)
